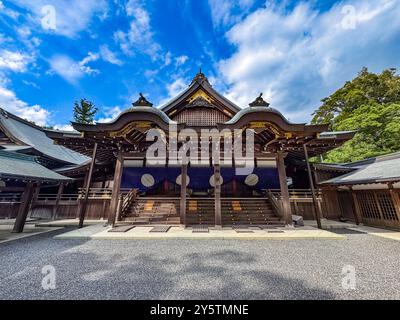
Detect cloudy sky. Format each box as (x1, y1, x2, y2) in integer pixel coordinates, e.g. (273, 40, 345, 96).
(0, 0, 399, 129)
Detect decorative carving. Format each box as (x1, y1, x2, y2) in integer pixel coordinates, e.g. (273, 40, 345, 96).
(189, 97, 213, 107)
(249, 93, 270, 107)
(132, 93, 153, 107)
(109, 121, 152, 137)
(187, 89, 214, 104)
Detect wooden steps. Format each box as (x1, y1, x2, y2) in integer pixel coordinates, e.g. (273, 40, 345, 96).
(121, 196, 284, 227)
(122, 197, 180, 225)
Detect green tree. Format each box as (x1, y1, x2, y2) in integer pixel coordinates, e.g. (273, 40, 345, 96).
(311, 68, 400, 163)
(73, 98, 98, 124)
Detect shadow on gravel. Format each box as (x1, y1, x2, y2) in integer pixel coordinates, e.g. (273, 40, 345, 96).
(328, 228, 365, 235)
(0, 231, 336, 300)
(42, 247, 335, 299)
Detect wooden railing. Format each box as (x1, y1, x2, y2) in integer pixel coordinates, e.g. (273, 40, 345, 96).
(268, 189, 322, 199)
(0, 193, 22, 203)
(78, 188, 113, 199)
(36, 194, 79, 202)
(266, 189, 283, 219)
(120, 188, 138, 218)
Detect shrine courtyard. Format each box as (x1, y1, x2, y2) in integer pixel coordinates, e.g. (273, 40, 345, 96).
(1, 227, 400, 300)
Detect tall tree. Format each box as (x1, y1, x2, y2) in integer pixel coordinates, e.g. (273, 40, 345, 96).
(73, 98, 98, 124)
(311, 68, 400, 163)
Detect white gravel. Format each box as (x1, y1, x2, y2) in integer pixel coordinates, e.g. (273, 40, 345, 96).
(0, 228, 400, 300)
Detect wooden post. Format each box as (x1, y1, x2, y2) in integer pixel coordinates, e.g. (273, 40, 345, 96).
(13, 182, 35, 233)
(116, 194, 124, 222)
(276, 151, 292, 225)
(107, 151, 124, 226)
(214, 164, 222, 227)
(180, 164, 187, 225)
(51, 183, 64, 220)
(388, 183, 400, 221)
(350, 187, 361, 225)
(78, 143, 98, 228)
(28, 184, 41, 219)
(303, 145, 322, 229)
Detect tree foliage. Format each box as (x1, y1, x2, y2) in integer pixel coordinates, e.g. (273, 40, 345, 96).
(73, 98, 98, 124)
(311, 68, 400, 163)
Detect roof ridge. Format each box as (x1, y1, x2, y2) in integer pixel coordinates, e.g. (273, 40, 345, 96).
(0, 108, 45, 131)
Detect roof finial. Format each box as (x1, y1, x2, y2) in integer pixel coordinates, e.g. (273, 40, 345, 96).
(249, 92, 270, 107)
(132, 93, 153, 107)
(191, 68, 209, 85)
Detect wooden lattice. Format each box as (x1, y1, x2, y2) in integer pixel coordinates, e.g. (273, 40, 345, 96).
(377, 192, 398, 221)
(357, 192, 381, 220)
(357, 191, 398, 222)
(173, 108, 229, 126)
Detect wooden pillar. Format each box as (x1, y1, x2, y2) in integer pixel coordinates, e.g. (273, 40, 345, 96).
(232, 178, 237, 196)
(350, 187, 362, 225)
(388, 183, 400, 221)
(51, 183, 64, 220)
(276, 151, 292, 225)
(303, 145, 322, 229)
(180, 164, 187, 225)
(78, 143, 98, 228)
(214, 164, 222, 227)
(28, 184, 41, 219)
(13, 182, 35, 233)
(107, 151, 124, 226)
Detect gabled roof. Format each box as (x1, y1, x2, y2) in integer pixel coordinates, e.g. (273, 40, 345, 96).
(319, 152, 400, 185)
(0, 150, 72, 182)
(160, 71, 241, 116)
(0, 108, 89, 165)
(71, 105, 177, 132)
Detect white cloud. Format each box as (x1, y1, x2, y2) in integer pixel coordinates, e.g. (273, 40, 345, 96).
(175, 55, 188, 66)
(11, 0, 108, 38)
(164, 51, 172, 66)
(158, 77, 188, 106)
(114, 0, 161, 58)
(218, 0, 400, 122)
(0, 76, 49, 126)
(0, 1, 20, 19)
(97, 106, 122, 123)
(48, 55, 84, 84)
(79, 52, 100, 76)
(0, 50, 32, 72)
(208, 0, 255, 28)
(53, 124, 74, 131)
(48, 53, 103, 83)
(99, 45, 123, 66)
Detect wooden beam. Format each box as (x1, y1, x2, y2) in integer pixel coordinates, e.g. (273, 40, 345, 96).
(13, 182, 35, 233)
(276, 151, 292, 225)
(303, 144, 322, 229)
(214, 164, 222, 227)
(78, 142, 98, 228)
(180, 164, 187, 225)
(107, 151, 124, 226)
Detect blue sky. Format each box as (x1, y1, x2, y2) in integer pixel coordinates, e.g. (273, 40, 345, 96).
(0, 0, 399, 129)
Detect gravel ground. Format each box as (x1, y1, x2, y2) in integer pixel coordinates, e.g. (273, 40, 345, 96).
(0, 228, 400, 300)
